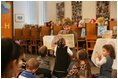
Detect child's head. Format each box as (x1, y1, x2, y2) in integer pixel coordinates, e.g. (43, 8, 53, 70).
(26, 58, 39, 73)
(38, 46, 48, 57)
(76, 49, 88, 60)
(57, 37, 66, 47)
(102, 44, 116, 59)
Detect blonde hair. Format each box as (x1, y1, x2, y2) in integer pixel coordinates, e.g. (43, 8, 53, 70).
(26, 58, 39, 70)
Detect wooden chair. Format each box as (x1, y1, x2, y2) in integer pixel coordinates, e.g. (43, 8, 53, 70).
(14, 29, 22, 40)
(71, 25, 79, 35)
(20, 36, 29, 53)
(86, 23, 97, 54)
(31, 27, 41, 45)
(76, 39, 86, 51)
(109, 21, 117, 30)
(86, 23, 97, 36)
(40, 26, 51, 45)
(86, 35, 97, 54)
(29, 36, 39, 54)
(22, 28, 31, 40)
(71, 25, 85, 50)
(20, 28, 31, 53)
(31, 28, 40, 39)
(53, 26, 63, 35)
(30, 28, 41, 54)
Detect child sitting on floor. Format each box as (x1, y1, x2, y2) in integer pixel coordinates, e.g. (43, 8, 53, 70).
(18, 58, 39, 78)
(95, 44, 116, 78)
(36, 46, 52, 78)
(67, 49, 92, 78)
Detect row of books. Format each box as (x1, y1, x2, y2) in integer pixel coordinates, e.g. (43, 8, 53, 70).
(81, 26, 117, 38)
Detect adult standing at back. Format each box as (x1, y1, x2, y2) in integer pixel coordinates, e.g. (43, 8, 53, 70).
(51, 18, 78, 50)
(58, 19, 78, 43)
(58, 19, 78, 55)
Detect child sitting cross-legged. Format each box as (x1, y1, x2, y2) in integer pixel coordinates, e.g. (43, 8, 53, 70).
(18, 58, 39, 78)
(36, 46, 52, 78)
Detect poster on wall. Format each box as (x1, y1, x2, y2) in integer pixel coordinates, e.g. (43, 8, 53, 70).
(56, 2, 65, 21)
(1, 1, 13, 38)
(96, 1, 110, 19)
(71, 1, 82, 22)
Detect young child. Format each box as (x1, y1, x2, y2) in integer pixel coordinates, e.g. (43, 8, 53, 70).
(53, 37, 73, 78)
(18, 58, 39, 78)
(67, 49, 92, 78)
(95, 44, 116, 78)
(36, 46, 52, 78)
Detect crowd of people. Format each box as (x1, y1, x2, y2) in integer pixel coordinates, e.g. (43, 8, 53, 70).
(1, 20, 116, 78)
(1, 37, 116, 78)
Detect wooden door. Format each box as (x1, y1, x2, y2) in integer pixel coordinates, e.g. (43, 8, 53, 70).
(1, 1, 13, 38)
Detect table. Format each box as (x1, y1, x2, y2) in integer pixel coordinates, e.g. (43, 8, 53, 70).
(91, 38, 117, 69)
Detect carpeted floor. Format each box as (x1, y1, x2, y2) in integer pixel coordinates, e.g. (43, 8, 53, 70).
(25, 53, 117, 78)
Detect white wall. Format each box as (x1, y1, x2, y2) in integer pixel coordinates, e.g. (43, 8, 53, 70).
(14, 1, 28, 28)
(64, 1, 72, 19)
(47, 1, 57, 22)
(14, 1, 38, 28)
(28, 1, 38, 24)
(110, 1, 117, 19)
(47, 1, 72, 22)
(14, 1, 117, 28)
(47, 1, 96, 21)
(47, 1, 117, 21)
(82, 1, 96, 19)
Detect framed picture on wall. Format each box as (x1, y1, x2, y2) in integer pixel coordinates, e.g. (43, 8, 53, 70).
(15, 14, 24, 22)
(56, 2, 65, 21)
